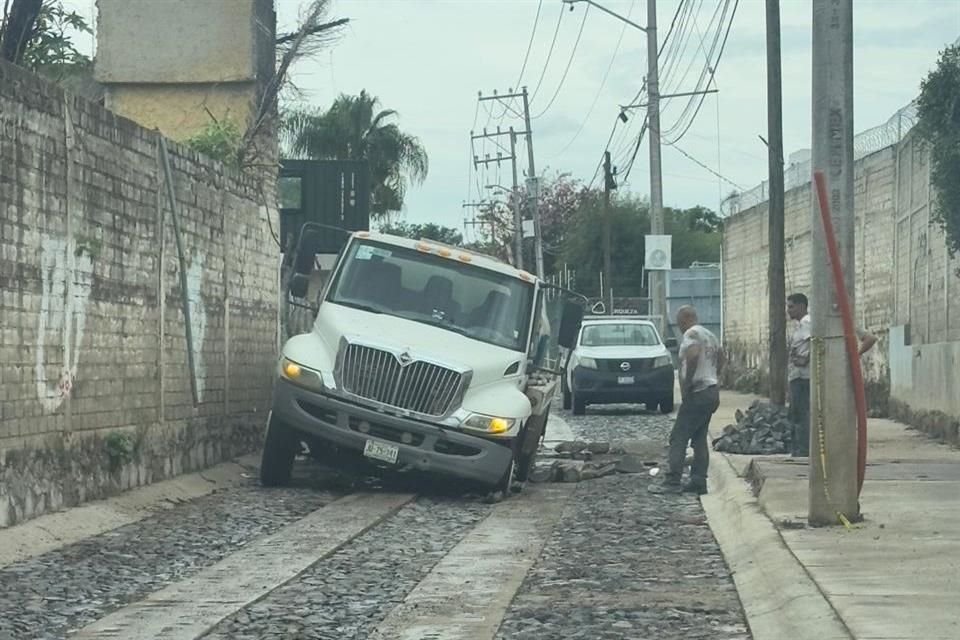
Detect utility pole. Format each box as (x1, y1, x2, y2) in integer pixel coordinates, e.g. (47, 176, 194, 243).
(510, 128, 523, 270)
(646, 0, 666, 327)
(809, 0, 858, 526)
(476, 88, 542, 277)
(766, 0, 787, 406)
(521, 87, 544, 279)
(602, 150, 615, 313)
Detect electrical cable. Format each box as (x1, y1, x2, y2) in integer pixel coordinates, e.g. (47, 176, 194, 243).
(666, 141, 744, 190)
(532, 4, 590, 119)
(552, 0, 636, 158)
(529, 6, 565, 103)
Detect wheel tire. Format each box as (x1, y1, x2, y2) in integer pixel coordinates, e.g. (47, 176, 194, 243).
(562, 377, 572, 410)
(659, 396, 675, 414)
(496, 454, 517, 496)
(572, 391, 586, 416)
(260, 415, 298, 487)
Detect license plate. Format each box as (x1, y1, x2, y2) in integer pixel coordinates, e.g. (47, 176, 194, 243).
(617, 375, 635, 385)
(363, 439, 399, 464)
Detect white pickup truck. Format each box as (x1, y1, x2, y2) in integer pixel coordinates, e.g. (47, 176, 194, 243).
(262, 225, 583, 494)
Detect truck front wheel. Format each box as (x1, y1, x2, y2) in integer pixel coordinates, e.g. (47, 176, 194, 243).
(260, 415, 298, 487)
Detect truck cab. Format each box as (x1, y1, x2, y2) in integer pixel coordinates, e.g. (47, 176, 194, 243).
(263, 227, 583, 494)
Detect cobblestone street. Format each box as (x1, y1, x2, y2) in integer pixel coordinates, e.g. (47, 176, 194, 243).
(0, 404, 750, 640)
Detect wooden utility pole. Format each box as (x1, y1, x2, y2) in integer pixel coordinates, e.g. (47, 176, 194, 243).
(809, 0, 859, 526)
(602, 150, 615, 313)
(766, 0, 787, 406)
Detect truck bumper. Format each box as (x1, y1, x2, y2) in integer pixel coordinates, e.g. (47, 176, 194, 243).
(572, 365, 675, 404)
(271, 379, 513, 487)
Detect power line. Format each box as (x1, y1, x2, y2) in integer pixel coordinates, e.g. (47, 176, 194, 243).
(663, 0, 739, 144)
(514, 0, 545, 89)
(667, 141, 745, 190)
(551, 0, 636, 157)
(529, 6, 565, 103)
(532, 4, 591, 119)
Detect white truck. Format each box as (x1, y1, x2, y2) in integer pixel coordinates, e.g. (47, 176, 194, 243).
(262, 225, 584, 494)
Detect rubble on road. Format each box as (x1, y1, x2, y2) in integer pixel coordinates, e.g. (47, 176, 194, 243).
(712, 400, 793, 454)
(531, 440, 663, 483)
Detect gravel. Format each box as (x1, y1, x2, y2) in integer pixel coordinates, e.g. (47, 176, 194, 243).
(205, 496, 492, 640)
(495, 404, 751, 640)
(0, 472, 341, 640)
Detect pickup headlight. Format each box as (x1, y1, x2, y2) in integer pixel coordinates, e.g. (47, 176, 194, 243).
(577, 357, 598, 370)
(279, 357, 324, 391)
(462, 414, 517, 435)
(653, 355, 673, 368)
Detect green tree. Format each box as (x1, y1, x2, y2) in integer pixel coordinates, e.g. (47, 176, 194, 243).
(916, 44, 960, 264)
(1, 0, 92, 80)
(282, 91, 428, 218)
(378, 221, 463, 246)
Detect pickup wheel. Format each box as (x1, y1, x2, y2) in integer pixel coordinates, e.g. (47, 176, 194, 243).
(572, 390, 586, 416)
(260, 415, 298, 487)
(659, 396, 675, 414)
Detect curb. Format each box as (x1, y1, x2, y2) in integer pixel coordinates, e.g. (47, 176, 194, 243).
(702, 450, 853, 640)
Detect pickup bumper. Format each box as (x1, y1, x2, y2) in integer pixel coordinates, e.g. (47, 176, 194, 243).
(572, 364, 674, 403)
(271, 379, 513, 487)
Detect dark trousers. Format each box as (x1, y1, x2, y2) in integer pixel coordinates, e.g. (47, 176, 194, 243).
(789, 378, 811, 457)
(667, 385, 720, 485)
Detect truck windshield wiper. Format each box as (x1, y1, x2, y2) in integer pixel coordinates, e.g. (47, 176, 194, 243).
(399, 313, 473, 339)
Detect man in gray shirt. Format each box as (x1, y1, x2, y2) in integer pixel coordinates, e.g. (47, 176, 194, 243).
(787, 292, 877, 457)
(650, 306, 723, 495)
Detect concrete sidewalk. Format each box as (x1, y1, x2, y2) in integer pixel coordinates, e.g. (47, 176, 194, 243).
(707, 390, 960, 640)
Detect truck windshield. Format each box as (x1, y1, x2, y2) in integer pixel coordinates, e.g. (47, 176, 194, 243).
(581, 323, 660, 347)
(327, 240, 534, 352)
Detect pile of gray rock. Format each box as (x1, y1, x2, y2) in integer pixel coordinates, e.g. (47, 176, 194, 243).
(712, 400, 793, 454)
(529, 439, 663, 483)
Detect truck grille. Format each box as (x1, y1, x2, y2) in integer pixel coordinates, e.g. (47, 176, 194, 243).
(338, 343, 466, 417)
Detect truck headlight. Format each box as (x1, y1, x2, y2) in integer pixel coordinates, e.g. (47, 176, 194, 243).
(578, 357, 598, 370)
(653, 355, 672, 368)
(462, 414, 517, 435)
(279, 357, 324, 391)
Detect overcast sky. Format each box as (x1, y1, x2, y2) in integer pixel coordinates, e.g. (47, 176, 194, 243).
(68, 1, 959, 235)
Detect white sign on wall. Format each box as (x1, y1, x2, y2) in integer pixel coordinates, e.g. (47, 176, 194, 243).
(644, 235, 672, 270)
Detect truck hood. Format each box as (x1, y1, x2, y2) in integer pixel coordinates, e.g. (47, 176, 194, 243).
(311, 302, 525, 388)
(575, 344, 669, 360)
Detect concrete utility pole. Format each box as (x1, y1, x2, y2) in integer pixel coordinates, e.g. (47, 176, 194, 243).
(520, 87, 545, 279)
(809, 0, 858, 526)
(476, 88, 543, 277)
(766, 0, 787, 406)
(509, 129, 523, 270)
(645, 0, 666, 327)
(602, 150, 615, 312)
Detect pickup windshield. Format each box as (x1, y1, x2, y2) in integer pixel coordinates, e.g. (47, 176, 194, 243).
(327, 240, 534, 352)
(581, 323, 660, 347)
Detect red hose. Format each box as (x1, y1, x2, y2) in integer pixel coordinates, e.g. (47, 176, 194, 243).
(813, 171, 867, 494)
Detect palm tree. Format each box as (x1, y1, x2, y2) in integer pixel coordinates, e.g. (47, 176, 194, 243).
(282, 91, 429, 218)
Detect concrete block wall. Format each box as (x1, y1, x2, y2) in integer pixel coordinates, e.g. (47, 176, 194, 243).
(721, 148, 897, 406)
(723, 131, 960, 436)
(0, 61, 279, 527)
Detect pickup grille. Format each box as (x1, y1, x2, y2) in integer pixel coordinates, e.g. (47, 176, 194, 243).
(599, 358, 655, 373)
(338, 343, 466, 417)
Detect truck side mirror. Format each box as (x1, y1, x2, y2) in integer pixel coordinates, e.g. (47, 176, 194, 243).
(558, 301, 583, 349)
(293, 225, 323, 275)
(533, 334, 550, 366)
(665, 337, 678, 349)
(289, 273, 310, 299)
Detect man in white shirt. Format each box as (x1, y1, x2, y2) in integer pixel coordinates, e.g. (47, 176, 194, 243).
(650, 305, 723, 495)
(786, 292, 877, 457)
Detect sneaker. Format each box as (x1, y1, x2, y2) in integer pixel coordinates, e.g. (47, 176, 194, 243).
(682, 480, 708, 495)
(648, 480, 682, 494)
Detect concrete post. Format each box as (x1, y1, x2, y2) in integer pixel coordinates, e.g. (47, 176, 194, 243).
(809, 0, 859, 525)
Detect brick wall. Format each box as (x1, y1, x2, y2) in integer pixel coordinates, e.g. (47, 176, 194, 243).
(0, 61, 280, 527)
